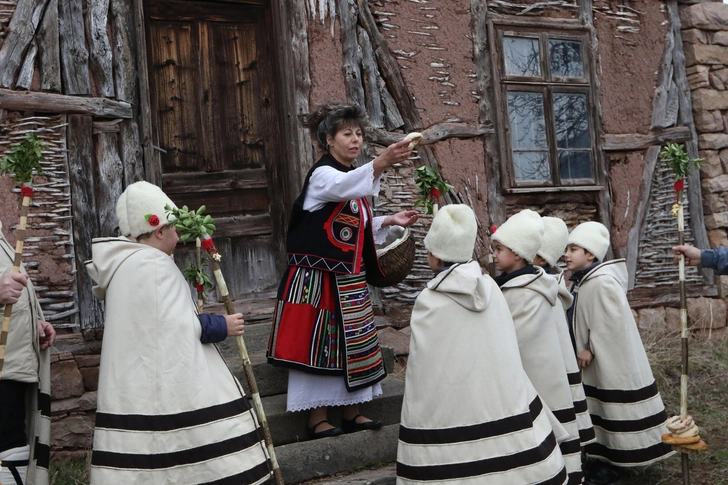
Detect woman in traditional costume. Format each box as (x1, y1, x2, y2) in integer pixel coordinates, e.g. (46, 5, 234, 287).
(267, 103, 418, 438)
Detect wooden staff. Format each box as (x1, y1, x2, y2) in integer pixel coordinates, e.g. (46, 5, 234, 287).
(195, 237, 204, 313)
(0, 187, 33, 378)
(201, 236, 284, 485)
(675, 187, 690, 485)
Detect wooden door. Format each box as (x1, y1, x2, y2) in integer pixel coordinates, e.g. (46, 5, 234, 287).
(147, 0, 284, 301)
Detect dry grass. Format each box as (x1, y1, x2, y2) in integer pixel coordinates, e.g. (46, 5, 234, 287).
(622, 328, 728, 485)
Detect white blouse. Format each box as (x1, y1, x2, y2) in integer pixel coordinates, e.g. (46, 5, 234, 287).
(303, 162, 389, 244)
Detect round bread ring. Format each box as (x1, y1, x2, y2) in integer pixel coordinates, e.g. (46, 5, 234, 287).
(403, 132, 423, 149)
(662, 433, 701, 445)
(676, 425, 699, 439)
(676, 439, 708, 452)
(666, 415, 693, 434)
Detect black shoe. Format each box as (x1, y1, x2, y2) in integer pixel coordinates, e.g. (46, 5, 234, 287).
(341, 414, 383, 433)
(584, 464, 621, 485)
(308, 419, 343, 439)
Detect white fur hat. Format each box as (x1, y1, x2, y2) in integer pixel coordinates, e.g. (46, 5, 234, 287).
(568, 221, 610, 261)
(116, 181, 177, 238)
(424, 204, 477, 263)
(492, 209, 544, 263)
(537, 216, 569, 267)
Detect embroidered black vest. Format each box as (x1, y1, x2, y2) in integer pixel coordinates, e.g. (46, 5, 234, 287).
(286, 154, 385, 278)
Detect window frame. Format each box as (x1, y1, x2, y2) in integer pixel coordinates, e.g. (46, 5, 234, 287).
(490, 22, 604, 193)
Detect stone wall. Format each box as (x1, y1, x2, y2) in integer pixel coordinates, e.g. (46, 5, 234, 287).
(49, 331, 102, 460)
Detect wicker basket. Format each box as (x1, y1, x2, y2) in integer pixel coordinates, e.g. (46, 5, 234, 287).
(367, 226, 416, 288)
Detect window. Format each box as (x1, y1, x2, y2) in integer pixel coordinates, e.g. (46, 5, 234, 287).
(493, 27, 600, 191)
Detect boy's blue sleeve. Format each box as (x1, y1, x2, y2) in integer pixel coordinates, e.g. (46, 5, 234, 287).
(701, 247, 728, 275)
(198, 313, 228, 344)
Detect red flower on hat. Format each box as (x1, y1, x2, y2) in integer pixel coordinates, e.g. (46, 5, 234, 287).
(430, 187, 440, 198)
(490, 225, 497, 234)
(201, 237, 215, 250)
(674, 179, 684, 192)
(20, 185, 34, 197)
(146, 214, 160, 226)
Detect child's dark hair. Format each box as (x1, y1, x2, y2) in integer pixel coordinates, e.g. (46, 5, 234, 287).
(308, 103, 368, 150)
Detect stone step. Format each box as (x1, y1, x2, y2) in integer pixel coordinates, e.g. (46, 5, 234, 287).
(299, 464, 396, 485)
(262, 376, 405, 447)
(275, 425, 399, 484)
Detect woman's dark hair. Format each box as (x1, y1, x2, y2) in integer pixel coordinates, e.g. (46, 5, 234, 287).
(308, 103, 368, 150)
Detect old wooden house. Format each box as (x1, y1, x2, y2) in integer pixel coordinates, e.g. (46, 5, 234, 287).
(2, 0, 728, 474)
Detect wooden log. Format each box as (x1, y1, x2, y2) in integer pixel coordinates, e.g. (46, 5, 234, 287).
(651, 23, 678, 130)
(67, 114, 104, 329)
(626, 146, 660, 289)
(38, 0, 61, 92)
(132, 0, 160, 184)
(87, 0, 115, 97)
(58, 0, 90, 94)
(119, 119, 145, 186)
(356, 0, 420, 130)
(601, 127, 693, 151)
(357, 26, 384, 129)
(368, 122, 494, 147)
(110, 0, 137, 103)
(15, 39, 38, 90)
(94, 133, 124, 236)
(669, 0, 712, 284)
(338, 0, 365, 107)
(0, 0, 49, 88)
(162, 168, 268, 194)
(380, 87, 404, 131)
(0, 88, 132, 117)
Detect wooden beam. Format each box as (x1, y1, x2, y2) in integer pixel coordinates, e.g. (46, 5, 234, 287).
(0, 0, 49, 88)
(490, 14, 585, 31)
(626, 146, 661, 290)
(58, 0, 90, 95)
(15, 40, 38, 90)
(338, 0, 365, 107)
(628, 285, 718, 309)
(67, 115, 104, 329)
(111, 0, 137, 104)
(651, 19, 678, 130)
(358, 26, 384, 129)
(38, 0, 61, 92)
(357, 0, 420, 131)
(132, 0, 160, 184)
(88, 0, 115, 98)
(601, 126, 692, 151)
(668, 0, 713, 283)
(0, 88, 132, 117)
(162, 169, 268, 194)
(120, 120, 145, 186)
(368, 122, 494, 146)
(95, 133, 124, 237)
(214, 214, 273, 238)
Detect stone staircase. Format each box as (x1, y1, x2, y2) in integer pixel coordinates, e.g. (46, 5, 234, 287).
(217, 318, 404, 484)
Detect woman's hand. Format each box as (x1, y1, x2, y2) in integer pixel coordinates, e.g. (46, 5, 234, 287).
(577, 349, 593, 369)
(225, 313, 245, 337)
(372, 139, 413, 178)
(384, 210, 420, 228)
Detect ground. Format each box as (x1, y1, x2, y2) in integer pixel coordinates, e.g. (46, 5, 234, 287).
(48, 329, 728, 485)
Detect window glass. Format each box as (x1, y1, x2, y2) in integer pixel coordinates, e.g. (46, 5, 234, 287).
(504, 37, 541, 77)
(508, 92, 550, 182)
(553, 93, 589, 149)
(559, 151, 593, 180)
(549, 40, 584, 78)
(514, 152, 551, 182)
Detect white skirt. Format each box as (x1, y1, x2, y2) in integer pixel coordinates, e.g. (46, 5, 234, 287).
(286, 369, 383, 412)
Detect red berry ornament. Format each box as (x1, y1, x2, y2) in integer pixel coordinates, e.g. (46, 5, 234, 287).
(148, 214, 160, 226)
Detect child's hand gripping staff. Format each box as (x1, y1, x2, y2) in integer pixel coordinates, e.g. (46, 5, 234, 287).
(0, 133, 46, 378)
(167, 205, 284, 485)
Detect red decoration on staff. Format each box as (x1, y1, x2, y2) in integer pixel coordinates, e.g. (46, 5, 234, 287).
(201, 237, 215, 250)
(20, 185, 34, 197)
(195, 283, 204, 292)
(674, 179, 685, 192)
(430, 187, 440, 198)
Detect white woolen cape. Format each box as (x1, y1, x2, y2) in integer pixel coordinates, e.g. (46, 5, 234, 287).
(572, 259, 673, 467)
(500, 266, 582, 485)
(86, 238, 271, 485)
(397, 261, 567, 485)
(553, 270, 595, 447)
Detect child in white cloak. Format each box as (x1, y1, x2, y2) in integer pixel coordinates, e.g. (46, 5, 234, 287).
(397, 205, 567, 485)
(86, 181, 272, 485)
(565, 222, 673, 485)
(533, 216, 596, 451)
(492, 209, 582, 485)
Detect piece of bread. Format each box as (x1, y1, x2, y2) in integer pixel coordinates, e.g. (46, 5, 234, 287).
(666, 415, 694, 434)
(675, 425, 700, 439)
(403, 132, 423, 149)
(671, 439, 708, 453)
(662, 433, 701, 445)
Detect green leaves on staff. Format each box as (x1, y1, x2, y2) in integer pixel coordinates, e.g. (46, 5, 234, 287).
(183, 262, 214, 299)
(660, 143, 703, 182)
(414, 166, 453, 215)
(165, 204, 216, 243)
(0, 133, 46, 184)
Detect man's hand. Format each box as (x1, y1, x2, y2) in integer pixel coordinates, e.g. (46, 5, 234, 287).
(672, 245, 702, 266)
(0, 273, 29, 305)
(38, 320, 56, 350)
(577, 349, 593, 369)
(225, 313, 245, 337)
